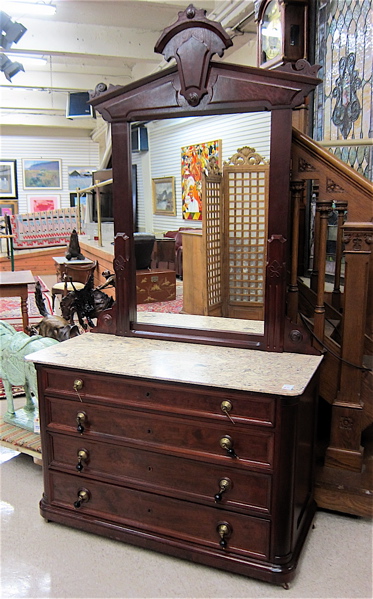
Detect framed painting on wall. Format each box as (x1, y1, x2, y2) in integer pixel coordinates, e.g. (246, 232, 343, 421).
(0, 160, 18, 199)
(27, 195, 60, 212)
(23, 159, 62, 189)
(0, 200, 18, 216)
(152, 176, 176, 215)
(181, 140, 221, 221)
(68, 166, 96, 190)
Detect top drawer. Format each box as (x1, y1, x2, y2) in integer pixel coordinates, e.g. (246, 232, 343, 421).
(41, 367, 276, 427)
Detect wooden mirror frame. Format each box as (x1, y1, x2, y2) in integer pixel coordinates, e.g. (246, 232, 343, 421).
(90, 4, 321, 353)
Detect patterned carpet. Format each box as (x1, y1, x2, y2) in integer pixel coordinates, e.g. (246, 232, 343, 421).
(137, 281, 183, 313)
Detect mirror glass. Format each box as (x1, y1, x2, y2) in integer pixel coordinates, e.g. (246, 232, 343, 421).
(132, 112, 271, 337)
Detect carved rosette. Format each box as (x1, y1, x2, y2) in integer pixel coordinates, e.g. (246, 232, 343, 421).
(339, 416, 354, 431)
(224, 146, 268, 167)
(114, 255, 127, 271)
(268, 259, 283, 278)
(154, 4, 232, 106)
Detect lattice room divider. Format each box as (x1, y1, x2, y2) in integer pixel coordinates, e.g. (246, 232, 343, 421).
(203, 147, 269, 320)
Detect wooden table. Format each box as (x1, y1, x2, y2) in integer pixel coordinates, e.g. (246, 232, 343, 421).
(53, 256, 95, 283)
(0, 270, 35, 330)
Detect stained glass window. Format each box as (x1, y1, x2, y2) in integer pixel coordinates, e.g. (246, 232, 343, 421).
(314, 0, 372, 179)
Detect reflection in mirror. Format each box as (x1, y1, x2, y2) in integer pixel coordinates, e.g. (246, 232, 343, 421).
(134, 112, 270, 337)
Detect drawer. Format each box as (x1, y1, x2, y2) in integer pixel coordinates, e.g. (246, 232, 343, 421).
(42, 368, 276, 427)
(48, 470, 271, 560)
(50, 433, 272, 513)
(47, 398, 274, 468)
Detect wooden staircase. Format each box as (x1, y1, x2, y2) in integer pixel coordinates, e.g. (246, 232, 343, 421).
(290, 128, 373, 517)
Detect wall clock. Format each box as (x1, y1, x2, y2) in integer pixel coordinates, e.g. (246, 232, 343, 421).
(255, 0, 309, 69)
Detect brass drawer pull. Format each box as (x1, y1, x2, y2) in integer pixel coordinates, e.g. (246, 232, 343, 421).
(73, 379, 84, 401)
(76, 411, 87, 434)
(214, 477, 232, 503)
(76, 449, 89, 472)
(217, 522, 232, 550)
(221, 400, 235, 425)
(73, 488, 90, 509)
(219, 435, 238, 459)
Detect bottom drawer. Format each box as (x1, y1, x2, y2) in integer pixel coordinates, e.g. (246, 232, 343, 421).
(48, 471, 271, 560)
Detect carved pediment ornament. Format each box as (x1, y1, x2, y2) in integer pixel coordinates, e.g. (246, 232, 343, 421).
(327, 178, 345, 193)
(279, 59, 322, 79)
(224, 146, 269, 167)
(299, 157, 316, 172)
(154, 4, 232, 106)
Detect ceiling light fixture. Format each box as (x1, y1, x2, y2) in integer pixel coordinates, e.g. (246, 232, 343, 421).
(13, 53, 47, 66)
(1, 2, 56, 18)
(0, 11, 27, 49)
(0, 52, 24, 80)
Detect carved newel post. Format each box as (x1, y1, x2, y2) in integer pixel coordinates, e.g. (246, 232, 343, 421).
(325, 222, 373, 471)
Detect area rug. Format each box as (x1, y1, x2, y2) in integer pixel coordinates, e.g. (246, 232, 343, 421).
(0, 418, 42, 459)
(137, 281, 183, 313)
(0, 382, 24, 400)
(137, 297, 183, 313)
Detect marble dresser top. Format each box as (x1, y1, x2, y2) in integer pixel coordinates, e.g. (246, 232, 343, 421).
(27, 333, 323, 396)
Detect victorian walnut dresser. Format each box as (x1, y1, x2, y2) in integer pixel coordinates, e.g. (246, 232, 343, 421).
(29, 333, 323, 587)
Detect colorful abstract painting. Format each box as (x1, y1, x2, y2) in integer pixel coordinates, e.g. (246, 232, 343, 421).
(181, 140, 220, 221)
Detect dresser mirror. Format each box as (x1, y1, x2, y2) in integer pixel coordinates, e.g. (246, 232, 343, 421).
(136, 111, 270, 338)
(90, 4, 320, 352)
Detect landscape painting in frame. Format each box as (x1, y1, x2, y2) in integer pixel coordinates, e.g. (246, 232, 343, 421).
(0, 200, 18, 216)
(0, 160, 18, 199)
(68, 166, 96, 191)
(181, 140, 220, 221)
(23, 159, 62, 189)
(152, 176, 176, 215)
(28, 195, 60, 212)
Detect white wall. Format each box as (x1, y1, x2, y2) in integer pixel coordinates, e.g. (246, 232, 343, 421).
(135, 112, 271, 234)
(1, 135, 100, 214)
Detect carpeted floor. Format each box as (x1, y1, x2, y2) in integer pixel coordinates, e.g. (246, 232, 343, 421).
(137, 280, 183, 313)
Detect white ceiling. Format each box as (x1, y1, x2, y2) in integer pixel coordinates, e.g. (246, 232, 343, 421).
(0, 0, 257, 135)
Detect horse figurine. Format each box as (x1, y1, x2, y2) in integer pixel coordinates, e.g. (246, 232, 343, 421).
(0, 321, 59, 431)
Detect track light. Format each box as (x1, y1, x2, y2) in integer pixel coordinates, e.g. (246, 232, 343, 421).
(0, 52, 24, 81)
(0, 11, 27, 50)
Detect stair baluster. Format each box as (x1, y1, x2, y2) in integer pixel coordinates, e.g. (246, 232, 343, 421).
(313, 198, 333, 348)
(331, 200, 348, 311)
(288, 180, 305, 322)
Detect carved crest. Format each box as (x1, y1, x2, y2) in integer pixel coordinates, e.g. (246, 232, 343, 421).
(343, 231, 372, 252)
(155, 4, 232, 107)
(224, 146, 268, 167)
(279, 59, 321, 78)
(205, 155, 221, 175)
